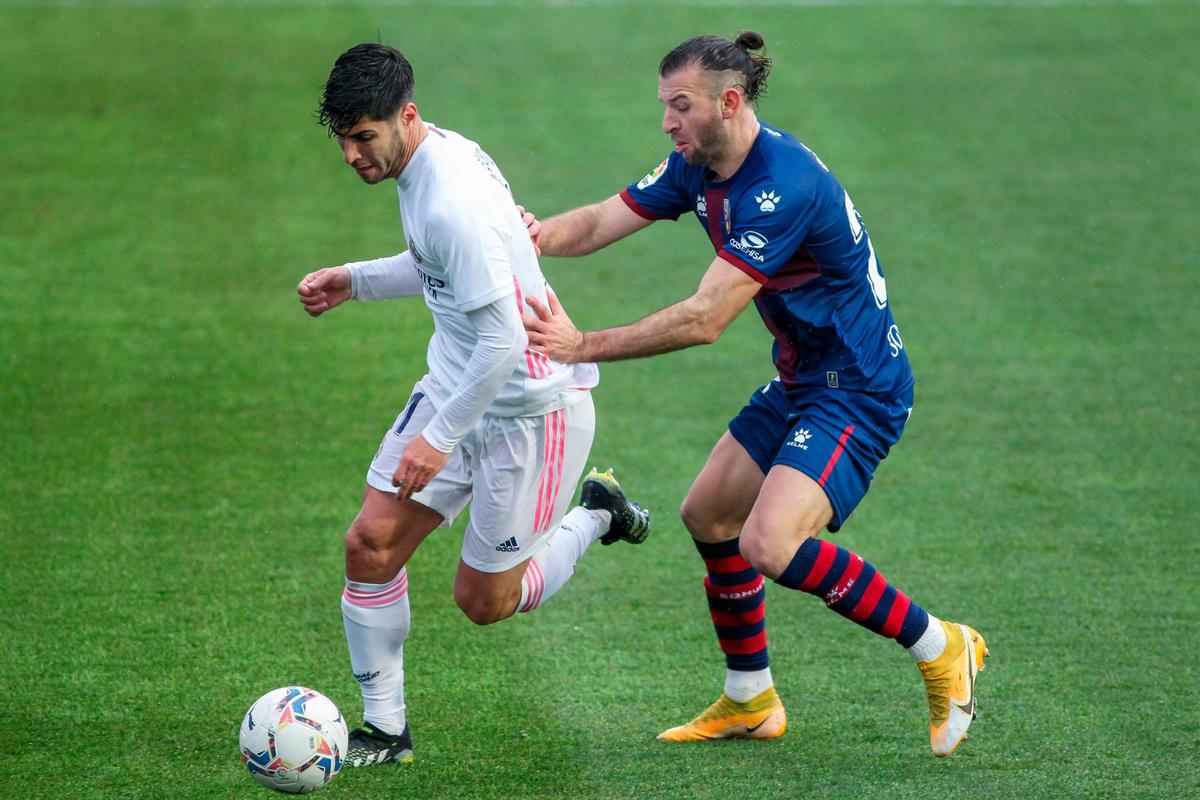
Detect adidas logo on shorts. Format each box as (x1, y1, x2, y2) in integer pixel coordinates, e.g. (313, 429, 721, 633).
(495, 536, 520, 553)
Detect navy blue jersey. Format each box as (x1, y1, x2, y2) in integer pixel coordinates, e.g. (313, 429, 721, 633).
(621, 123, 913, 398)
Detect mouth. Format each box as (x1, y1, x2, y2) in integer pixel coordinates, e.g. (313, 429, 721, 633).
(353, 162, 374, 176)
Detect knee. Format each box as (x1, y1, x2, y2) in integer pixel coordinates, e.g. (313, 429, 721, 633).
(736, 532, 783, 578)
(344, 521, 396, 581)
(739, 525, 816, 580)
(453, 584, 513, 626)
(680, 494, 743, 543)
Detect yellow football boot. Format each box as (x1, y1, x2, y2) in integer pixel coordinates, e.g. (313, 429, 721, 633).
(918, 621, 988, 757)
(657, 687, 787, 741)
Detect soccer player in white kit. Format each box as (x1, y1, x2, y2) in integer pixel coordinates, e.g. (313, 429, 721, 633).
(295, 43, 651, 768)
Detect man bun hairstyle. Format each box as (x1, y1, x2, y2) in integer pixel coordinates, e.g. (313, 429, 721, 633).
(659, 30, 773, 102)
(318, 43, 415, 136)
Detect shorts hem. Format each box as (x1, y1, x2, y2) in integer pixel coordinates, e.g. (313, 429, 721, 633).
(727, 421, 773, 475)
(460, 536, 548, 574)
(365, 474, 456, 527)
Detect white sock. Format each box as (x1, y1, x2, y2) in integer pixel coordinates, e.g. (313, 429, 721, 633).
(725, 667, 774, 703)
(517, 507, 610, 613)
(906, 613, 947, 662)
(341, 570, 410, 735)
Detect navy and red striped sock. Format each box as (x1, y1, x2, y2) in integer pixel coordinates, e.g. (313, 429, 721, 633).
(775, 538, 929, 647)
(695, 538, 769, 671)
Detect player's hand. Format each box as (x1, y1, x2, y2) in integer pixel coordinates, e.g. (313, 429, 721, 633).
(297, 267, 352, 317)
(516, 204, 542, 256)
(524, 288, 585, 363)
(392, 434, 451, 502)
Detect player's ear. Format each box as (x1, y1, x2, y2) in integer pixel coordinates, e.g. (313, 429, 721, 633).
(720, 86, 741, 119)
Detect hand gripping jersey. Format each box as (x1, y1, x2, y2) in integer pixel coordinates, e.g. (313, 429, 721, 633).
(621, 123, 913, 399)
(396, 124, 597, 416)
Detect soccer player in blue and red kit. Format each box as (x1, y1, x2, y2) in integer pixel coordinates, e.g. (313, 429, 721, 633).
(521, 31, 988, 756)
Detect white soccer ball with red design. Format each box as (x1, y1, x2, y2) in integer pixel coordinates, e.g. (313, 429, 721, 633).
(239, 687, 348, 794)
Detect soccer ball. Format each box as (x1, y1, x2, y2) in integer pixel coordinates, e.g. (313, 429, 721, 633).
(239, 687, 348, 794)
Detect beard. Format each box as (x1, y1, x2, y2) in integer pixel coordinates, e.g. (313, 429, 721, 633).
(381, 134, 407, 180)
(358, 127, 408, 183)
(680, 112, 730, 167)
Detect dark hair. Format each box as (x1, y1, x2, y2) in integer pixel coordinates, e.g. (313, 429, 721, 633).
(317, 43, 415, 135)
(659, 30, 772, 102)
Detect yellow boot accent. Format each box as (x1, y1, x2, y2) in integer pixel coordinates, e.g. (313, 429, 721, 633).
(657, 687, 787, 742)
(918, 621, 988, 757)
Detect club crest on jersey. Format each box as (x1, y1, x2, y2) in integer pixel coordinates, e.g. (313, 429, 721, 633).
(729, 231, 768, 262)
(723, 197, 731, 234)
(408, 238, 423, 264)
(696, 194, 707, 218)
(637, 159, 669, 189)
(755, 190, 782, 212)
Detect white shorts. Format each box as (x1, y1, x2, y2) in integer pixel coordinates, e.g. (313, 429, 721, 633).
(367, 378, 595, 572)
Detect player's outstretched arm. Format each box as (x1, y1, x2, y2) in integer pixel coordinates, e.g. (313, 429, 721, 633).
(528, 194, 653, 258)
(525, 256, 761, 363)
(298, 252, 425, 317)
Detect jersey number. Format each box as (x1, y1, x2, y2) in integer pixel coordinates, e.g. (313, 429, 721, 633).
(844, 191, 887, 309)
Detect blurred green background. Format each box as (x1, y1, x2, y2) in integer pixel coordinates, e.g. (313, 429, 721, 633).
(1, 2, 1197, 798)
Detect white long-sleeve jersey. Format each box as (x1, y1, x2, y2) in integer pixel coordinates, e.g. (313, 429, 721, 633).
(345, 123, 598, 450)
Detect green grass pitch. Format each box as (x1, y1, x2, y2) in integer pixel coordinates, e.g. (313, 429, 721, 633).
(1, 2, 1197, 798)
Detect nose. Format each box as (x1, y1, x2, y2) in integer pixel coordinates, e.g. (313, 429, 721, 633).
(662, 108, 677, 135)
(342, 139, 359, 166)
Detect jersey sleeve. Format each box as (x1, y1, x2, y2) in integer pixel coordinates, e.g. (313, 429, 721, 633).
(620, 152, 690, 221)
(430, 209, 516, 312)
(346, 250, 422, 300)
(718, 183, 819, 284)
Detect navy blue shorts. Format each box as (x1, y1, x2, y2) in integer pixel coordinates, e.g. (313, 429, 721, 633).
(728, 380, 914, 532)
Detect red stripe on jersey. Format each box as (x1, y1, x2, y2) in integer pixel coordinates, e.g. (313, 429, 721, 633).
(702, 186, 729, 249)
(619, 189, 666, 221)
(798, 539, 837, 592)
(762, 247, 822, 293)
(513, 277, 541, 379)
(717, 249, 769, 285)
(818, 425, 856, 488)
